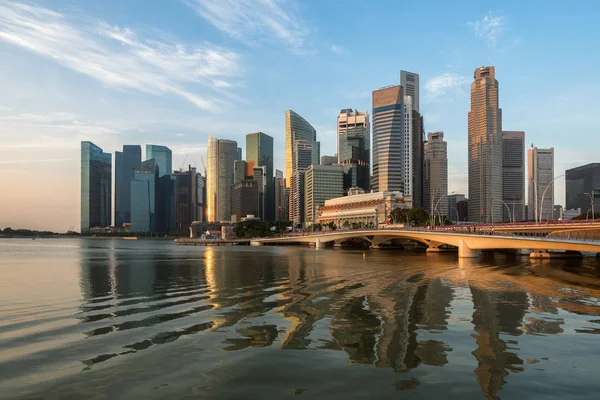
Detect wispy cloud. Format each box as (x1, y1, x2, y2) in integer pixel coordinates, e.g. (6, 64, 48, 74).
(424, 73, 470, 100)
(468, 12, 505, 47)
(0, 1, 242, 112)
(330, 44, 343, 54)
(187, 0, 310, 52)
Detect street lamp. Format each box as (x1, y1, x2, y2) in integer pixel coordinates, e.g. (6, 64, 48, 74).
(434, 191, 455, 226)
(539, 174, 565, 223)
(584, 192, 595, 223)
(499, 199, 513, 223)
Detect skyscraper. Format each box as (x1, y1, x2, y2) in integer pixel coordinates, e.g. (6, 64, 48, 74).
(447, 194, 467, 223)
(423, 132, 448, 219)
(468, 66, 503, 223)
(401, 70, 420, 113)
(565, 163, 600, 214)
(411, 109, 424, 207)
(174, 166, 202, 235)
(372, 85, 404, 193)
(320, 155, 338, 166)
(528, 145, 554, 221)
(146, 145, 172, 177)
(291, 141, 313, 227)
(502, 131, 526, 222)
(246, 132, 274, 221)
(304, 165, 344, 226)
(81, 141, 112, 234)
(206, 135, 238, 222)
(285, 110, 319, 191)
(130, 159, 159, 233)
(237, 147, 242, 161)
(274, 169, 286, 221)
(337, 109, 370, 192)
(115, 145, 141, 228)
(233, 160, 247, 185)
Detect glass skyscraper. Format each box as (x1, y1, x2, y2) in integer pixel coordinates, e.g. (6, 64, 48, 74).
(146, 145, 172, 177)
(80, 141, 112, 234)
(130, 159, 159, 233)
(115, 145, 141, 227)
(337, 109, 370, 192)
(207, 135, 238, 222)
(285, 110, 320, 190)
(246, 132, 274, 221)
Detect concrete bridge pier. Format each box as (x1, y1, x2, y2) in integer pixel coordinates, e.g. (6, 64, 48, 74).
(458, 240, 479, 258)
(250, 241, 262, 246)
(314, 238, 324, 249)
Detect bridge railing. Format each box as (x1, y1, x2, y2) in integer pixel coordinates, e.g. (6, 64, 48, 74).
(546, 231, 600, 242)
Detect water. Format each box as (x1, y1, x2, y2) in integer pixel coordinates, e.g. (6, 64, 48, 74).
(1, 239, 600, 399)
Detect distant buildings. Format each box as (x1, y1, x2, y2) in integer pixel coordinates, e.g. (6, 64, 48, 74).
(400, 70, 420, 113)
(114, 145, 141, 227)
(565, 163, 600, 215)
(246, 132, 274, 221)
(447, 194, 467, 223)
(468, 66, 503, 223)
(304, 165, 344, 226)
(274, 169, 286, 221)
(501, 131, 526, 222)
(130, 159, 159, 233)
(291, 141, 313, 227)
(320, 155, 338, 166)
(174, 166, 204, 235)
(528, 145, 554, 221)
(80, 141, 112, 234)
(231, 180, 259, 222)
(285, 110, 320, 193)
(207, 135, 238, 222)
(423, 132, 448, 219)
(337, 109, 370, 192)
(146, 145, 172, 177)
(372, 85, 404, 193)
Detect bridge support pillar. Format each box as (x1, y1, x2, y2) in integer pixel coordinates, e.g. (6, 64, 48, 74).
(458, 240, 479, 258)
(315, 239, 324, 249)
(250, 241, 262, 246)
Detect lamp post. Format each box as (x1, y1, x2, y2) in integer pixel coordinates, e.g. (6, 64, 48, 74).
(434, 192, 454, 226)
(584, 192, 595, 223)
(530, 176, 538, 224)
(539, 174, 565, 223)
(499, 199, 513, 223)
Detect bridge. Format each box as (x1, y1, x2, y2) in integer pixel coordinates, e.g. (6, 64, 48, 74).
(252, 230, 600, 258)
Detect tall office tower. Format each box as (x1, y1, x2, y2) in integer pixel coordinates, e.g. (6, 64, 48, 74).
(468, 66, 503, 223)
(253, 166, 266, 220)
(80, 141, 112, 234)
(206, 135, 238, 222)
(566, 163, 600, 214)
(130, 159, 159, 233)
(230, 180, 259, 222)
(114, 145, 141, 227)
(304, 165, 344, 226)
(401, 70, 420, 113)
(403, 97, 414, 200)
(174, 166, 199, 235)
(502, 131, 526, 222)
(372, 85, 404, 193)
(285, 110, 319, 192)
(146, 145, 172, 177)
(320, 155, 338, 166)
(233, 160, 247, 185)
(196, 173, 205, 223)
(237, 147, 242, 161)
(411, 110, 424, 207)
(447, 194, 467, 223)
(337, 109, 370, 192)
(423, 132, 448, 219)
(274, 170, 285, 221)
(528, 145, 555, 221)
(290, 141, 313, 227)
(246, 132, 274, 221)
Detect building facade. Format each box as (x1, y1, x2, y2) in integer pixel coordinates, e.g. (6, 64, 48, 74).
(304, 165, 345, 226)
(501, 131, 526, 222)
(447, 194, 467, 223)
(146, 145, 172, 177)
(321, 155, 338, 166)
(230, 181, 259, 222)
(274, 169, 286, 221)
(372, 85, 404, 193)
(316, 191, 412, 228)
(290, 141, 313, 227)
(81, 141, 112, 234)
(337, 109, 370, 192)
(565, 163, 600, 215)
(423, 132, 448, 220)
(207, 135, 238, 222)
(130, 159, 159, 233)
(401, 70, 420, 113)
(528, 146, 555, 221)
(246, 132, 274, 221)
(174, 166, 202, 235)
(234, 160, 247, 185)
(114, 145, 141, 228)
(468, 66, 503, 223)
(285, 110, 319, 191)
(410, 109, 424, 208)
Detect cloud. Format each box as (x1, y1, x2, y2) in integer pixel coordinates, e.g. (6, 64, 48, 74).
(468, 12, 505, 47)
(425, 73, 470, 98)
(0, 1, 242, 112)
(0, 158, 72, 164)
(187, 0, 310, 52)
(330, 44, 343, 54)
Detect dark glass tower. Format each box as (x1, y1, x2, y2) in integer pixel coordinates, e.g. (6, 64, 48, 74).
(115, 145, 141, 227)
(246, 132, 274, 221)
(80, 141, 112, 234)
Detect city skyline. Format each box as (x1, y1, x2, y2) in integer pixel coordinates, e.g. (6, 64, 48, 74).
(1, 0, 599, 230)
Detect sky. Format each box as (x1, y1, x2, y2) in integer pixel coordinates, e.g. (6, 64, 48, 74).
(1, 0, 600, 232)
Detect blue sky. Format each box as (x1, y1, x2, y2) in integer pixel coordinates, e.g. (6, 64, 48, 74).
(1, 0, 599, 231)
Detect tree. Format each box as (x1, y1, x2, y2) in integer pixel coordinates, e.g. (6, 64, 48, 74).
(389, 207, 430, 227)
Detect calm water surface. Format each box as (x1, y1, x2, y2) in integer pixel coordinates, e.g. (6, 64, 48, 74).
(1, 239, 600, 399)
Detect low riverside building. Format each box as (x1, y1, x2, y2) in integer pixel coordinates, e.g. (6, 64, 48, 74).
(316, 191, 412, 228)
